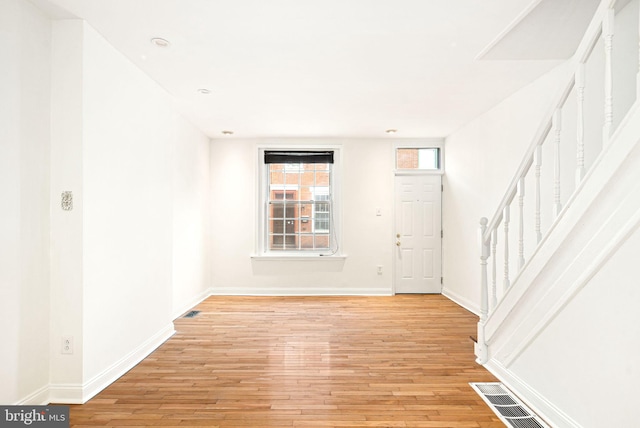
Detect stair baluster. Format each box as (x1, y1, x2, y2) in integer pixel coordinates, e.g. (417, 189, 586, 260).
(553, 109, 563, 218)
(477, 217, 489, 364)
(534, 145, 543, 244)
(576, 63, 586, 185)
(603, 9, 614, 145)
(518, 178, 525, 270)
(491, 228, 498, 309)
(479, 218, 489, 322)
(503, 205, 511, 291)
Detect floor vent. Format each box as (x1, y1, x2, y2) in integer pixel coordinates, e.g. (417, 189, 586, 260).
(470, 382, 550, 428)
(183, 310, 201, 318)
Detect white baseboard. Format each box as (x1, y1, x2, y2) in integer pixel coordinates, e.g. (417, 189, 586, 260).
(48, 384, 84, 404)
(172, 288, 212, 320)
(484, 359, 581, 428)
(48, 323, 175, 404)
(442, 287, 479, 315)
(210, 286, 392, 296)
(80, 323, 175, 403)
(16, 384, 50, 405)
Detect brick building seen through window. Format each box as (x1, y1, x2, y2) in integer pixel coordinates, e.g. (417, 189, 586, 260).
(268, 162, 331, 251)
(396, 148, 440, 170)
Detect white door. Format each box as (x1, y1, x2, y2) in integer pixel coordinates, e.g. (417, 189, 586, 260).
(394, 174, 442, 294)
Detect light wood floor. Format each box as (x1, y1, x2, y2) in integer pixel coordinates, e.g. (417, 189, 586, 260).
(71, 295, 502, 427)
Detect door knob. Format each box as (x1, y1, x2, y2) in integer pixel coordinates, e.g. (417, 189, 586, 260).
(396, 233, 401, 238)
(396, 241, 401, 246)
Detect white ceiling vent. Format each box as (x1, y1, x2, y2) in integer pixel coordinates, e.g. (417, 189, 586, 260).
(470, 382, 550, 428)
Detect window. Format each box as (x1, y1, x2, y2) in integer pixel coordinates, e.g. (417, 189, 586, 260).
(262, 150, 337, 253)
(396, 147, 440, 170)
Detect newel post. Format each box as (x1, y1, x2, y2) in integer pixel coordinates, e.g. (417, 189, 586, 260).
(479, 217, 489, 322)
(476, 217, 489, 365)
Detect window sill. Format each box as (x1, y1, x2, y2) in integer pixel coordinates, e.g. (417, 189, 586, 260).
(251, 254, 347, 262)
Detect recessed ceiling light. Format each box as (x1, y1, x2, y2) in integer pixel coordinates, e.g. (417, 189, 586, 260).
(385, 129, 398, 134)
(150, 37, 170, 48)
(197, 88, 211, 95)
(221, 130, 234, 136)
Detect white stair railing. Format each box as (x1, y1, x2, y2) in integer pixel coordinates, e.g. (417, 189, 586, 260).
(476, 0, 640, 364)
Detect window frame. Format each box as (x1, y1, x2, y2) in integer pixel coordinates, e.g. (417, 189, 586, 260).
(257, 145, 343, 257)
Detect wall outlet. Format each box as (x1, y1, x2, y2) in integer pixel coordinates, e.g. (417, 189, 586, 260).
(377, 265, 383, 275)
(62, 336, 73, 354)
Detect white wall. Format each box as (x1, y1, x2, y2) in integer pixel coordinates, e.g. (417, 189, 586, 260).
(612, 0, 639, 131)
(81, 22, 176, 389)
(0, 0, 52, 405)
(209, 138, 395, 295)
(63, 21, 210, 399)
(510, 226, 640, 428)
(49, 18, 85, 400)
(172, 122, 212, 319)
(442, 63, 573, 312)
(0, 9, 212, 403)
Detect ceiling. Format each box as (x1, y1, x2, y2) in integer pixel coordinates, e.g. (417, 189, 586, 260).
(32, 0, 599, 139)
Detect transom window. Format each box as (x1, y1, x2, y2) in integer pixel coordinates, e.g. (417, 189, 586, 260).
(264, 150, 335, 252)
(396, 147, 440, 170)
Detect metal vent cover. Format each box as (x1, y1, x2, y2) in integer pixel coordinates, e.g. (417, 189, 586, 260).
(183, 310, 201, 318)
(470, 382, 550, 428)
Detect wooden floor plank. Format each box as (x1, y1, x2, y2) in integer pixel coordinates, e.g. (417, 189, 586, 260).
(69, 295, 500, 427)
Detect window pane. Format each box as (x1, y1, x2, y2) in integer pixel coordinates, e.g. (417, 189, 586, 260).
(285, 171, 299, 185)
(314, 197, 330, 232)
(301, 172, 315, 188)
(315, 171, 330, 185)
(396, 148, 440, 170)
(267, 160, 332, 251)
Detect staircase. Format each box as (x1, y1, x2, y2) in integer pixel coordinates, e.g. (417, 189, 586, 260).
(475, 1, 640, 427)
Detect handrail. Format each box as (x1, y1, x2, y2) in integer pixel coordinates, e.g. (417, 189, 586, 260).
(480, 0, 620, 245)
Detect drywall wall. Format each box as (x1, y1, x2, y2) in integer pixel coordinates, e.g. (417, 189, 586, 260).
(209, 138, 396, 295)
(80, 22, 211, 392)
(1, 7, 211, 403)
(0, 0, 52, 405)
(442, 63, 572, 313)
(47, 18, 213, 402)
(81, 21, 175, 387)
(171, 123, 212, 319)
(510, 224, 640, 428)
(49, 18, 86, 402)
